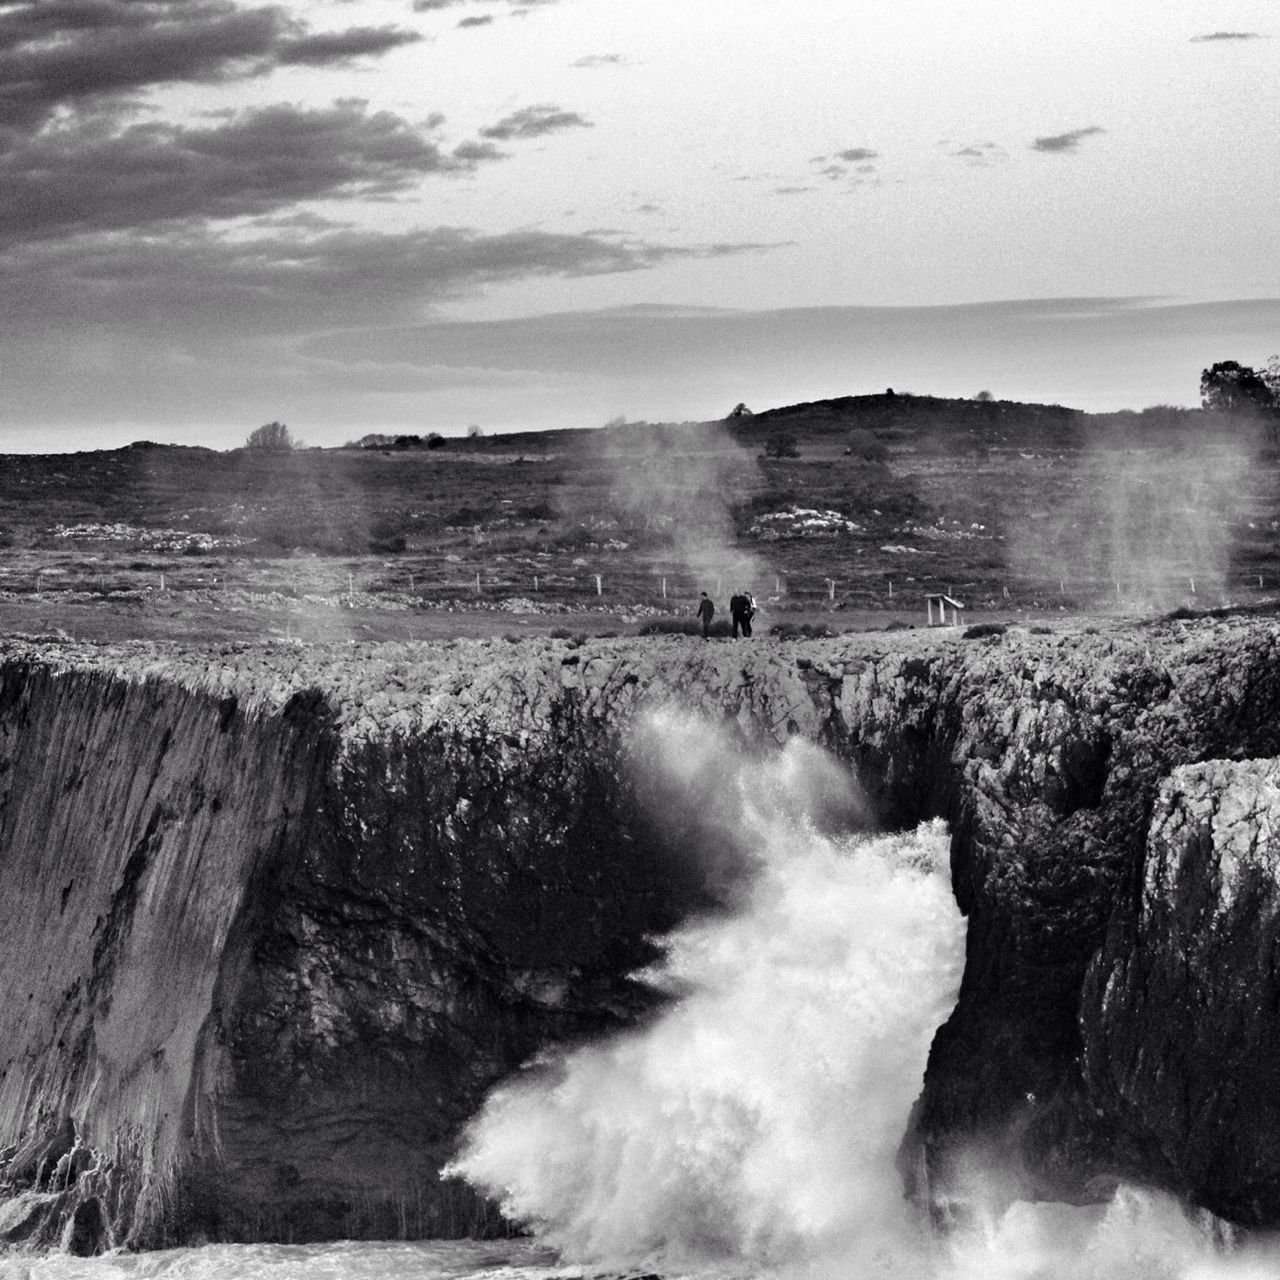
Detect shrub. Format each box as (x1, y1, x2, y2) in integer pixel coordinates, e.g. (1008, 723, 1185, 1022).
(639, 616, 733, 638)
(245, 421, 293, 451)
(769, 621, 835, 639)
(762, 434, 800, 460)
(963, 622, 1007, 640)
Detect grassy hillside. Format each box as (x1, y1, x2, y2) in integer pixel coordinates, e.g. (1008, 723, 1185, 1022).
(0, 393, 1276, 642)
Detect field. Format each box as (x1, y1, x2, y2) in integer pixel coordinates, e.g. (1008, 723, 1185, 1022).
(2, 393, 1277, 643)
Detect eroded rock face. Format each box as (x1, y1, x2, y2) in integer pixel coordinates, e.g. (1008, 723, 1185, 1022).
(3, 618, 1280, 1248)
(1081, 759, 1280, 1225)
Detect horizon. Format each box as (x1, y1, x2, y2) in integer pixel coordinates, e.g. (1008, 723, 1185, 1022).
(1, 0, 1276, 453)
(0, 368, 1247, 457)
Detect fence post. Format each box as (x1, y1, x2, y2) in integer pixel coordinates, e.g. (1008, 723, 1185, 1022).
(595, 574, 602, 596)
(662, 576, 667, 599)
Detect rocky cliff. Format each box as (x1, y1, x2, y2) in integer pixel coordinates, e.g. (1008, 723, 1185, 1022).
(3, 616, 1280, 1251)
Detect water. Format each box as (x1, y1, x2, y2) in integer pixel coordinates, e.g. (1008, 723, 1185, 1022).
(6, 715, 1275, 1279)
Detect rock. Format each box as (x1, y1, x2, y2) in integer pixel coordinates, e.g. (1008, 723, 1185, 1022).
(1080, 758, 1280, 1225)
(3, 617, 1280, 1246)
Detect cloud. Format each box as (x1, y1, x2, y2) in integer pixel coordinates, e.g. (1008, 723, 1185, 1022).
(835, 147, 878, 162)
(452, 137, 506, 162)
(0, 223, 776, 336)
(480, 104, 592, 140)
(412, 0, 559, 10)
(0, 102, 473, 247)
(458, 15, 494, 26)
(573, 53, 624, 68)
(947, 140, 1006, 167)
(0, 1, 285, 127)
(0, 2, 418, 129)
(1190, 30, 1264, 41)
(1031, 125, 1105, 153)
(276, 26, 422, 65)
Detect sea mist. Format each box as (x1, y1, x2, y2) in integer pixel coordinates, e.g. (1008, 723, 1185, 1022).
(446, 711, 964, 1272)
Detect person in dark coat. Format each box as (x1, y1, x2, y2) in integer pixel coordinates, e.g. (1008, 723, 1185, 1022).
(729, 592, 747, 638)
(696, 592, 715, 639)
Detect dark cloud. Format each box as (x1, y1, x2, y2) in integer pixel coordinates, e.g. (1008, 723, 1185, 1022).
(1032, 125, 1105, 153)
(457, 15, 493, 26)
(572, 53, 624, 68)
(276, 25, 422, 65)
(1190, 30, 1264, 41)
(480, 104, 591, 140)
(835, 147, 877, 162)
(0, 1, 287, 127)
(0, 2, 420, 128)
(0, 223, 774, 336)
(0, 102, 469, 247)
(412, 0, 558, 10)
(452, 137, 505, 162)
(948, 140, 1005, 167)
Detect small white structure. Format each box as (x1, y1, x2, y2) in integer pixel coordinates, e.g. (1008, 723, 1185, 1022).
(926, 593, 965, 627)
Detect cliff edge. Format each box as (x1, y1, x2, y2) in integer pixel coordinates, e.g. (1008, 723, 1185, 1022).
(3, 616, 1280, 1250)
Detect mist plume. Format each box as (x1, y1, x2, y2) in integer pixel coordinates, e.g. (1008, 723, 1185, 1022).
(446, 710, 963, 1270)
(1008, 420, 1256, 608)
(569, 419, 769, 598)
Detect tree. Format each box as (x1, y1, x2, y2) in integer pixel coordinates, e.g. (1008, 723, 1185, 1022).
(466, 423, 484, 438)
(762, 433, 799, 459)
(974, 390, 994, 402)
(727, 402, 753, 418)
(1200, 361, 1277, 415)
(246, 420, 294, 450)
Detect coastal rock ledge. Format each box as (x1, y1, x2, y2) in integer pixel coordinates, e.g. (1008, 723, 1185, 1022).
(3, 616, 1280, 1252)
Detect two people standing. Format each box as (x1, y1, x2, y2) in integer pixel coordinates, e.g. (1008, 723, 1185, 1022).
(695, 590, 756, 640)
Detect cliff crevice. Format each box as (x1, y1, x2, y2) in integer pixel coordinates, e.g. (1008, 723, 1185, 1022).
(3, 618, 1280, 1249)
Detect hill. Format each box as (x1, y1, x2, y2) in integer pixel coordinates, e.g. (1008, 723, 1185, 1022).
(0, 393, 1276, 642)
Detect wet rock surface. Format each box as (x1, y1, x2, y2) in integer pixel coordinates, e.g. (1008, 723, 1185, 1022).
(1081, 758, 1280, 1225)
(3, 617, 1280, 1247)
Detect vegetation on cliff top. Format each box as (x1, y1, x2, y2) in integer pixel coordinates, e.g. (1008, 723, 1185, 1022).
(1, 389, 1278, 643)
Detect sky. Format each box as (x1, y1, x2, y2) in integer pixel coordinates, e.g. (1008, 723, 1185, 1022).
(1, 0, 1277, 451)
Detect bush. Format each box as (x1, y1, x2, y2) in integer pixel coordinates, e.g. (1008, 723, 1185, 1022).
(246, 421, 293, 451)
(638, 616, 733, 637)
(769, 621, 835, 639)
(762, 434, 800, 460)
(963, 622, 1007, 640)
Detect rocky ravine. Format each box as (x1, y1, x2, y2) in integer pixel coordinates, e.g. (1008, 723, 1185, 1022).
(3, 616, 1280, 1252)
